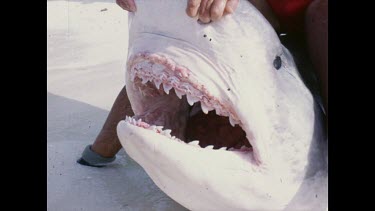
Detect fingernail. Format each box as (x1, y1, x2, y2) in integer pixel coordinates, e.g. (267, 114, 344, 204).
(226, 7, 234, 14)
(197, 19, 212, 24)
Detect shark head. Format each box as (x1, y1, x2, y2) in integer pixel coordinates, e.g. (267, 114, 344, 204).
(117, 0, 328, 210)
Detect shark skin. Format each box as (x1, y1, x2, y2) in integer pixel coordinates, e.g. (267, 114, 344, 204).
(117, 0, 328, 210)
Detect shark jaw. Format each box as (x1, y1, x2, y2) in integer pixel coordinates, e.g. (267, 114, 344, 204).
(116, 0, 327, 209)
(116, 53, 303, 210)
(122, 52, 260, 163)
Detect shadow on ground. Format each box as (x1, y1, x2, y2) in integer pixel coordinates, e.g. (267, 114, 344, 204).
(47, 92, 187, 211)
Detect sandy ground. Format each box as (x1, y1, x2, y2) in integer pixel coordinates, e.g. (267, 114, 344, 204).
(47, 1, 187, 210)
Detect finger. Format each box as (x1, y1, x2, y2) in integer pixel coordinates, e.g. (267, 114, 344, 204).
(186, 0, 202, 18)
(116, 0, 137, 12)
(126, 0, 137, 12)
(116, 0, 127, 10)
(210, 0, 226, 21)
(199, 0, 214, 23)
(223, 0, 239, 16)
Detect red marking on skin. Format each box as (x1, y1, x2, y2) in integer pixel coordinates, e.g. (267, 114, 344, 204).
(138, 122, 150, 128)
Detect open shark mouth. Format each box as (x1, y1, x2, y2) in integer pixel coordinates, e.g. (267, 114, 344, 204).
(125, 52, 254, 154)
(114, 0, 328, 209)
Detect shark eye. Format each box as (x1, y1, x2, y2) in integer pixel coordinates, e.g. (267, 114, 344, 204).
(273, 56, 282, 70)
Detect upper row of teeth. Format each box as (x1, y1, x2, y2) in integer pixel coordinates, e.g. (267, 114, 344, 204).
(125, 116, 251, 151)
(131, 68, 241, 127)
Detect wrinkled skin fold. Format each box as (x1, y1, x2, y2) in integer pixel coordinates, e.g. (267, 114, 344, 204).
(117, 0, 328, 210)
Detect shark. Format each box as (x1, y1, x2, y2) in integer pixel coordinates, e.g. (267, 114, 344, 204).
(117, 0, 328, 210)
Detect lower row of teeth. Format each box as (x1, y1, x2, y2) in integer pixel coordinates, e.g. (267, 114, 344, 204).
(124, 116, 251, 151)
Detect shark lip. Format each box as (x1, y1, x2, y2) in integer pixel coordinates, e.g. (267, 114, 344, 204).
(126, 52, 255, 154)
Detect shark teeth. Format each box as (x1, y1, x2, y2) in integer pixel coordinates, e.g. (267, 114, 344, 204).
(130, 62, 243, 130)
(205, 145, 214, 149)
(131, 71, 242, 129)
(124, 116, 235, 151)
(186, 94, 200, 106)
(156, 126, 164, 131)
(127, 68, 247, 152)
(161, 129, 172, 138)
(162, 129, 172, 135)
(163, 83, 173, 94)
(141, 77, 149, 84)
(229, 116, 239, 127)
(201, 102, 213, 114)
(174, 89, 184, 99)
(188, 140, 200, 146)
(154, 79, 162, 89)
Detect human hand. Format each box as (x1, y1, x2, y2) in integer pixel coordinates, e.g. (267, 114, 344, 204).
(186, 0, 239, 23)
(116, 0, 239, 23)
(116, 0, 137, 12)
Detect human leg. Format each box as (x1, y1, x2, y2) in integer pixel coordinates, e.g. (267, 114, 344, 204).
(77, 85, 134, 167)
